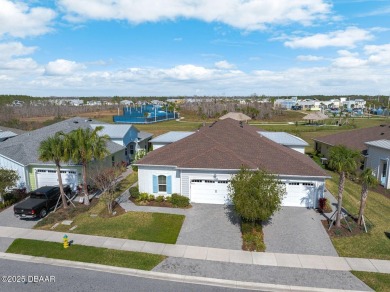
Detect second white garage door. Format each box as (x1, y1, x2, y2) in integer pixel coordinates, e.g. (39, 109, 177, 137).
(36, 169, 78, 190)
(283, 182, 316, 207)
(190, 179, 230, 204)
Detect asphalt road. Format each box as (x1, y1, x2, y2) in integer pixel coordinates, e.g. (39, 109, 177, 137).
(0, 258, 249, 292)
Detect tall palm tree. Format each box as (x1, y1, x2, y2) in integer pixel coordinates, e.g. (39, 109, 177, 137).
(38, 132, 68, 209)
(357, 168, 377, 226)
(65, 127, 109, 205)
(328, 145, 360, 227)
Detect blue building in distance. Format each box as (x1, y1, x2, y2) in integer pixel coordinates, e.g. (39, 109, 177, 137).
(113, 104, 178, 124)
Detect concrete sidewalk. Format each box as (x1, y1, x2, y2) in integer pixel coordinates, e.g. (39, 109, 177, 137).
(1, 226, 389, 274)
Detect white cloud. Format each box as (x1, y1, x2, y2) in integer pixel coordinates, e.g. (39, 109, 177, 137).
(296, 55, 324, 61)
(0, 42, 37, 60)
(0, 58, 39, 70)
(215, 60, 235, 69)
(285, 27, 373, 49)
(45, 59, 86, 76)
(161, 64, 215, 80)
(0, 0, 56, 38)
(331, 50, 367, 68)
(58, 0, 331, 30)
(364, 44, 390, 65)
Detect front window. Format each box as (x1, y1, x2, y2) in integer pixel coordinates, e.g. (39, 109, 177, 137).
(130, 144, 134, 155)
(158, 175, 166, 192)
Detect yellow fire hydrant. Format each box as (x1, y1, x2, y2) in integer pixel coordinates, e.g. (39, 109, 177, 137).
(63, 234, 69, 249)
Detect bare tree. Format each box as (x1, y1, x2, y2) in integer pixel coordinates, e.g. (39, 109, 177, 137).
(89, 165, 124, 214)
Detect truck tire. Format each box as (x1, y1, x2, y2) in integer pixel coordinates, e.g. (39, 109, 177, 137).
(39, 208, 47, 218)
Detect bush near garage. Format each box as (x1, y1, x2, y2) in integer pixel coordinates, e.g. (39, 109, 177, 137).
(0, 188, 28, 211)
(170, 193, 190, 208)
(129, 186, 140, 199)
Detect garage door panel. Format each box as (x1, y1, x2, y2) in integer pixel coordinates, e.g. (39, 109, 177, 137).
(36, 169, 78, 190)
(190, 179, 230, 204)
(283, 182, 316, 207)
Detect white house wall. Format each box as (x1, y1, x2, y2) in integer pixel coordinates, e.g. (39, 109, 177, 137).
(152, 143, 166, 150)
(0, 155, 26, 189)
(138, 166, 180, 195)
(365, 146, 390, 189)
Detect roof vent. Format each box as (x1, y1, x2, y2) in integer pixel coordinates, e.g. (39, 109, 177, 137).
(381, 133, 384, 135)
(380, 124, 386, 127)
(239, 121, 243, 128)
(73, 121, 79, 124)
(85, 119, 92, 122)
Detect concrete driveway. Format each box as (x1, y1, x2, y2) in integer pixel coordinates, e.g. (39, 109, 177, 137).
(0, 204, 39, 229)
(177, 204, 242, 250)
(263, 207, 338, 256)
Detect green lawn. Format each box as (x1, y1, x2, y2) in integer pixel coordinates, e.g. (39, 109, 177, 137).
(37, 203, 185, 244)
(115, 171, 138, 197)
(352, 271, 390, 292)
(326, 172, 390, 260)
(7, 239, 165, 270)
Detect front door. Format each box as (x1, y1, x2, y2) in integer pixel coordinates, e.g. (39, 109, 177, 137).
(381, 160, 387, 186)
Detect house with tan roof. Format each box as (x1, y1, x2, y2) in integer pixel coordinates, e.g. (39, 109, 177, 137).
(136, 118, 328, 208)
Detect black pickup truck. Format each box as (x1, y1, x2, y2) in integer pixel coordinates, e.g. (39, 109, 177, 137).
(14, 185, 71, 219)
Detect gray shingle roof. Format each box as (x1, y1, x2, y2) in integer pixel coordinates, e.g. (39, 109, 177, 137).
(138, 131, 153, 141)
(90, 124, 135, 139)
(0, 117, 124, 166)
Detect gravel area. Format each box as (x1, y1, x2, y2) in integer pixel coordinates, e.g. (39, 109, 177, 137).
(263, 206, 338, 256)
(0, 205, 39, 229)
(176, 204, 242, 250)
(153, 257, 372, 291)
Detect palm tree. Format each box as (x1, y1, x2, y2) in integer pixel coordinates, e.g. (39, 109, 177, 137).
(357, 168, 377, 226)
(328, 145, 360, 227)
(65, 127, 109, 205)
(38, 132, 68, 209)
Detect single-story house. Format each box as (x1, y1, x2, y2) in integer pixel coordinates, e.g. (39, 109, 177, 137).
(313, 124, 390, 159)
(137, 118, 328, 208)
(150, 130, 308, 154)
(364, 140, 390, 189)
(0, 117, 149, 191)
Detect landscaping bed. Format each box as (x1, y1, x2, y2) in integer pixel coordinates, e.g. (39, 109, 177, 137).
(0, 188, 28, 211)
(129, 187, 191, 209)
(7, 239, 165, 271)
(241, 220, 265, 252)
(325, 171, 390, 260)
(321, 215, 372, 238)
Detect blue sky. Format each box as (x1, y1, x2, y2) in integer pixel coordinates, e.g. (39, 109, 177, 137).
(0, 0, 389, 96)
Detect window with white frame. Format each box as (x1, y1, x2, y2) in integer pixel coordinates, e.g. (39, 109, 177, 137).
(158, 175, 167, 192)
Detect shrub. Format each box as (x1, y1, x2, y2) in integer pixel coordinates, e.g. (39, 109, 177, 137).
(136, 192, 149, 202)
(165, 196, 171, 203)
(170, 193, 190, 208)
(148, 194, 155, 201)
(319, 198, 332, 213)
(129, 187, 140, 199)
(156, 195, 165, 203)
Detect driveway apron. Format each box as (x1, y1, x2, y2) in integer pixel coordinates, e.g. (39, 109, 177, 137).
(263, 207, 338, 256)
(176, 204, 242, 250)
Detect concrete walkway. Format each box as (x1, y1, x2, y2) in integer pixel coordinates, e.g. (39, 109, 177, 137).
(1, 226, 389, 274)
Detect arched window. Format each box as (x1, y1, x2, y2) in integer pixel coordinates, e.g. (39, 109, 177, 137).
(158, 175, 167, 192)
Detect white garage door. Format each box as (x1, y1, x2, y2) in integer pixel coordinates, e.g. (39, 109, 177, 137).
(190, 179, 230, 204)
(36, 169, 78, 190)
(283, 182, 316, 207)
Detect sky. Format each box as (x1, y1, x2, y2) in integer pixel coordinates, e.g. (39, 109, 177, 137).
(0, 0, 390, 97)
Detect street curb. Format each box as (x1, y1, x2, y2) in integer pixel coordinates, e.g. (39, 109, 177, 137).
(0, 252, 368, 292)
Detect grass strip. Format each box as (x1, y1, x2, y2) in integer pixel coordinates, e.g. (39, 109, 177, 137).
(6, 238, 165, 271)
(351, 271, 390, 292)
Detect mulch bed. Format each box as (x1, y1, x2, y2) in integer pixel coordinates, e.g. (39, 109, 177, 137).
(321, 215, 368, 238)
(99, 201, 126, 217)
(129, 197, 191, 209)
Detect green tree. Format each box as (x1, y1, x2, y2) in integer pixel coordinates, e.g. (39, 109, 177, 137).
(357, 168, 377, 226)
(228, 167, 286, 222)
(65, 127, 110, 205)
(38, 132, 69, 209)
(328, 145, 360, 227)
(0, 168, 20, 202)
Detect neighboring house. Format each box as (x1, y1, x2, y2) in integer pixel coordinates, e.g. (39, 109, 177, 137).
(0, 117, 145, 192)
(0, 131, 18, 142)
(258, 132, 308, 154)
(364, 140, 390, 189)
(274, 97, 298, 109)
(313, 124, 390, 159)
(219, 112, 251, 122)
(90, 124, 152, 163)
(150, 132, 195, 150)
(137, 118, 327, 208)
